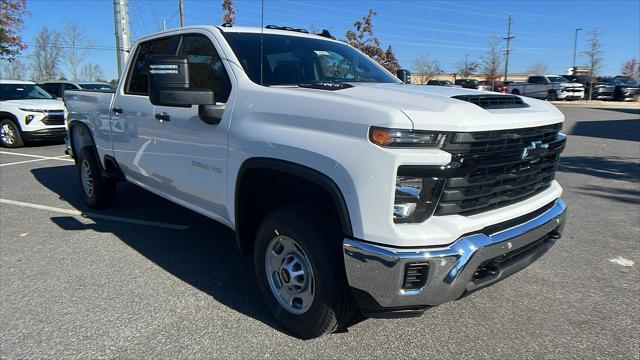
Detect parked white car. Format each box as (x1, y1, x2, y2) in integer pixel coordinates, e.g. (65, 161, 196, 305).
(64, 25, 568, 339)
(0, 80, 66, 147)
(508, 75, 584, 100)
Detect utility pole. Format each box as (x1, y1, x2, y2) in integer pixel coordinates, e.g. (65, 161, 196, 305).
(163, 19, 167, 30)
(572, 28, 582, 72)
(113, 0, 131, 78)
(179, 0, 185, 27)
(503, 15, 514, 81)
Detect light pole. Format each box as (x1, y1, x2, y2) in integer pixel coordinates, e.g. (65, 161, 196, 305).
(572, 28, 582, 72)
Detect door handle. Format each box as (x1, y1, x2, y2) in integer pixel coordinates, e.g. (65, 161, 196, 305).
(155, 112, 171, 122)
(112, 107, 123, 114)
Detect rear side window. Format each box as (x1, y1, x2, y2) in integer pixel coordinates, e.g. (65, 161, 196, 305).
(126, 36, 180, 95)
(43, 83, 61, 97)
(178, 34, 231, 103)
(529, 76, 544, 84)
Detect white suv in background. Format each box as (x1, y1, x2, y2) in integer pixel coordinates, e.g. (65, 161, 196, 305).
(0, 80, 66, 148)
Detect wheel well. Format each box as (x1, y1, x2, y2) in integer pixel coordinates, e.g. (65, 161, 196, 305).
(235, 160, 352, 254)
(0, 112, 19, 127)
(69, 122, 95, 160)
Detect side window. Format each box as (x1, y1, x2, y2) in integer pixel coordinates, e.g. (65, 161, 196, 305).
(126, 36, 180, 95)
(61, 83, 78, 96)
(178, 34, 231, 103)
(44, 83, 61, 97)
(530, 76, 543, 84)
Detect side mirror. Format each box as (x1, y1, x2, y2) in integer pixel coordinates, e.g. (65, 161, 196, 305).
(148, 56, 215, 108)
(396, 69, 411, 84)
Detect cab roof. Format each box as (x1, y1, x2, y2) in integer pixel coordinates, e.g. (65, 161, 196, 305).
(0, 80, 34, 84)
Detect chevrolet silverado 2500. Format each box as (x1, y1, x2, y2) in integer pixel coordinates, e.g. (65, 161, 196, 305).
(508, 75, 584, 100)
(64, 25, 568, 339)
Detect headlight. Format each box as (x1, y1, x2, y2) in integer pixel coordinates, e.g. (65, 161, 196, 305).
(19, 108, 47, 113)
(394, 171, 444, 223)
(370, 127, 445, 147)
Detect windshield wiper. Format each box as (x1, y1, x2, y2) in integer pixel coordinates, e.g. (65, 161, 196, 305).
(298, 81, 354, 91)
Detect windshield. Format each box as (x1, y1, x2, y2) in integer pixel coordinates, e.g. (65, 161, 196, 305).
(547, 76, 568, 83)
(222, 33, 400, 86)
(0, 84, 55, 101)
(79, 83, 116, 90)
(616, 78, 639, 86)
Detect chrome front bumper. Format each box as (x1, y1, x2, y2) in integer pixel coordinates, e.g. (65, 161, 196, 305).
(343, 199, 567, 310)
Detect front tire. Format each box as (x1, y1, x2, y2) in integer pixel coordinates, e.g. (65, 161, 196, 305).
(546, 91, 558, 101)
(254, 207, 356, 339)
(76, 147, 115, 209)
(0, 119, 24, 148)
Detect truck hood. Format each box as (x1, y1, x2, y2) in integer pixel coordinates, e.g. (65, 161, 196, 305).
(333, 83, 564, 132)
(2, 99, 64, 110)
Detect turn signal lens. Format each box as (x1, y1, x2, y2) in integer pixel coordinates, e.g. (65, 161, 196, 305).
(369, 127, 445, 147)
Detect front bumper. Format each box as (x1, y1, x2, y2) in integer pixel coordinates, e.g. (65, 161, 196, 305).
(343, 198, 566, 315)
(21, 127, 67, 141)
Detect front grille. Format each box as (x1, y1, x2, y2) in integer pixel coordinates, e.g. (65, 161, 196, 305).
(451, 95, 529, 109)
(436, 123, 565, 216)
(42, 113, 65, 126)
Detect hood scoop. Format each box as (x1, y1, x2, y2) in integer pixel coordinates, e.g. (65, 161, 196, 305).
(451, 94, 529, 109)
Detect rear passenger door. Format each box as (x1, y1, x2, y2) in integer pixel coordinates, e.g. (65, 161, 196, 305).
(527, 76, 547, 98)
(150, 31, 234, 218)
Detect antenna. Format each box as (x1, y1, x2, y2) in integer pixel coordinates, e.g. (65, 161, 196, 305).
(259, 0, 265, 85)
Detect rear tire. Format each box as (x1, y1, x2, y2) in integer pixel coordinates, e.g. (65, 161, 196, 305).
(76, 147, 115, 209)
(254, 206, 356, 339)
(0, 119, 24, 148)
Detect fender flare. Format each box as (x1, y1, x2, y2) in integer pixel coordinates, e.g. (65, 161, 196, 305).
(235, 157, 353, 251)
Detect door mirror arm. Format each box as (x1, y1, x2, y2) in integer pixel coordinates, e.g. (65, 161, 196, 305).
(198, 104, 224, 125)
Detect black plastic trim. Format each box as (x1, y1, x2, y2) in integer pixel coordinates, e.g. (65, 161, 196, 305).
(350, 287, 428, 319)
(235, 158, 353, 251)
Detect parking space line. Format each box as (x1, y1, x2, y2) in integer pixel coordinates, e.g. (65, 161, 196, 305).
(0, 158, 53, 167)
(0, 198, 190, 230)
(0, 151, 74, 162)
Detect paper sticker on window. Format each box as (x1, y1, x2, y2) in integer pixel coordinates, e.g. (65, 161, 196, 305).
(314, 50, 331, 56)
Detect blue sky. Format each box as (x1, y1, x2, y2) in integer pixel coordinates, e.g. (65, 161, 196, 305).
(17, 0, 640, 80)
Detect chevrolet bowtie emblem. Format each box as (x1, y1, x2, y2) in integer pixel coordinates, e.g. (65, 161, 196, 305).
(521, 141, 549, 160)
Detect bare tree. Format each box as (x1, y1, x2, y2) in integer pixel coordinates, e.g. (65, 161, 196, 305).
(412, 55, 442, 83)
(581, 28, 605, 100)
(30, 27, 63, 81)
(62, 20, 92, 80)
(527, 60, 549, 75)
(0, 58, 26, 79)
(80, 63, 104, 81)
(222, 0, 235, 25)
(455, 56, 479, 79)
(481, 36, 502, 84)
(621, 58, 639, 81)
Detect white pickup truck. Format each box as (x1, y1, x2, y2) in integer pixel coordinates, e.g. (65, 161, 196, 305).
(508, 75, 584, 101)
(64, 25, 568, 339)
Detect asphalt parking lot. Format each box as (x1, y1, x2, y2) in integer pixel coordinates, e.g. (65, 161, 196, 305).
(1, 106, 639, 359)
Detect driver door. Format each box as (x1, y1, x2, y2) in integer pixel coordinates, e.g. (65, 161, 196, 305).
(148, 32, 234, 216)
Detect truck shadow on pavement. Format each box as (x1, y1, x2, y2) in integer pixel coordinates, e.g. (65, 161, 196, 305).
(569, 119, 640, 142)
(31, 164, 306, 336)
(558, 156, 640, 183)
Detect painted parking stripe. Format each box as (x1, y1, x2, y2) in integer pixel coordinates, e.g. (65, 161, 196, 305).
(0, 150, 74, 162)
(0, 158, 53, 167)
(0, 198, 189, 230)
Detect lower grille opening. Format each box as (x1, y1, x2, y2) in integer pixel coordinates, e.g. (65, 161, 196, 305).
(471, 230, 560, 283)
(402, 262, 429, 291)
